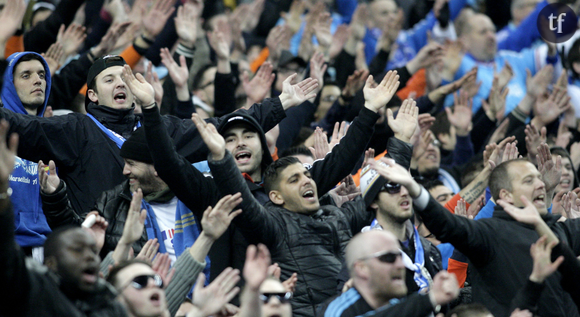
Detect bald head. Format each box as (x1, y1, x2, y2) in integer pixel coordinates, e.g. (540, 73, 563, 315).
(346, 230, 399, 273)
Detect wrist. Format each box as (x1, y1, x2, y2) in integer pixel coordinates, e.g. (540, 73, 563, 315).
(142, 101, 157, 110)
(394, 133, 411, 143)
(406, 59, 419, 75)
(363, 102, 379, 113)
(455, 127, 471, 136)
(529, 272, 544, 284)
(279, 94, 292, 110)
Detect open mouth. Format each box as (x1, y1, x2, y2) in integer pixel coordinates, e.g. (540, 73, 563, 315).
(400, 200, 411, 209)
(114, 92, 127, 103)
(150, 293, 161, 306)
(302, 189, 316, 201)
(82, 267, 98, 284)
(235, 151, 252, 163)
(533, 194, 545, 205)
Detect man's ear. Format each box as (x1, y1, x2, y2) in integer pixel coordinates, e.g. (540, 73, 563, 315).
(354, 261, 370, 279)
(44, 256, 58, 271)
(499, 188, 513, 203)
(87, 89, 98, 103)
(269, 190, 285, 205)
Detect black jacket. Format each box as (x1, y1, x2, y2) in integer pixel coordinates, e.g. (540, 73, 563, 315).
(0, 207, 127, 317)
(209, 151, 375, 317)
(0, 99, 285, 216)
(41, 179, 148, 259)
(415, 193, 580, 317)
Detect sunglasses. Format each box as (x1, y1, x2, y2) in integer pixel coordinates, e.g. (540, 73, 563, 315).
(382, 182, 401, 194)
(259, 292, 293, 304)
(359, 250, 402, 264)
(122, 274, 164, 290)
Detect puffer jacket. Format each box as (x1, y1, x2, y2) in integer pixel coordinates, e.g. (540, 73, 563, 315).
(209, 151, 375, 317)
(41, 180, 147, 259)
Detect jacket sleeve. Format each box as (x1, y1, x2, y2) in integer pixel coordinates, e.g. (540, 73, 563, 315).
(413, 188, 492, 265)
(165, 250, 206, 317)
(509, 279, 543, 314)
(276, 101, 317, 152)
(309, 107, 379, 197)
(342, 196, 374, 234)
(385, 137, 413, 170)
(23, 0, 84, 53)
(167, 97, 286, 163)
(0, 205, 32, 313)
(208, 151, 282, 246)
(40, 180, 83, 229)
(552, 242, 580, 309)
(0, 109, 84, 167)
(213, 72, 238, 118)
(142, 106, 220, 219)
(49, 53, 94, 110)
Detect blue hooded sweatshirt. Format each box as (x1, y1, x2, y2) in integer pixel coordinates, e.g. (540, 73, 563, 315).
(1, 52, 52, 248)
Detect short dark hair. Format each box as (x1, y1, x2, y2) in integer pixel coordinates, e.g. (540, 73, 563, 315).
(489, 158, 529, 201)
(431, 110, 451, 137)
(446, 303, 491, 317)
(43, 224, 82, 262)
(264, 156, 301, 194)
(422, 179, 445, 191)
(13, 53, 46, 76)
(192, 64, 217, 91)
(568, 38, 580, 79)
(280, 146, 314, 159)
(107, 259, 153, 288)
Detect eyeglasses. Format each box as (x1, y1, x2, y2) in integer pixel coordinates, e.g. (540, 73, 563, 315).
(259, 292, 293, 304)
(358, 250, 402, 264)
(122, 274, 164, 291)
(382, 182, 401, 194)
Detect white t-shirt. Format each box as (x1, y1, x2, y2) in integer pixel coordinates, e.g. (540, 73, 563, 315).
(150, 196, 178, 264)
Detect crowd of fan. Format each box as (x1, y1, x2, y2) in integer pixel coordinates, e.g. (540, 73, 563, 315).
(1, 0, 580, 316)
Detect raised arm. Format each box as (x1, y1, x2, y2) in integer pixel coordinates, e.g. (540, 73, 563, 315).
(369, 157, 492, 264)
(192, 114, 281, 245)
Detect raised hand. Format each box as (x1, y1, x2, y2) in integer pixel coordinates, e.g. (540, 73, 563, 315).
(528, 236, 564, 283)
(243, 244, 271, 291)
(174, 3, 198, 47)
(96, 21, 132, 56)
(440, 40, 465, 80)
(160, 47, 189, 90)
(281, 0, 306, 35)
(278, 75, 319, 110)
(328, 175, 361, 207)
(135, 239, 160, 263)
(495, 60, 514, 91)
(446, 90, 473, 136)
(412, 130, 435, 163)
(537, 143, 561, 192)
(497, 195, 542, 226)
(192, 114, 226, 160)
(42, 43, 65, 75)
(208, 30, 231, 61)
(429, 271, 459, 305)
(526, 65, 553, 99)
(308, 51, 327, 102)
(501, 141, 519, 163)
(192, 268, 241, 315)
(406, 42, 444, 74)
(119, 188, 148, 245)
(387, 98, 418, 143)
(57, 23, 87, 58)
(329, 24, 349, 59)
(242, 62, 275, 104)
(82, 211, 109, 253)
(0, 120, 18, 188)
(308, 128, 330, 160)
(143, 0, 176, 39)
(524, 123, 546, 164)
(313, 12, 332, 51)
(363, 71, 400, 112)
(370, 157, 420, 196)
(201, 193, 243, 240)
(328, 121, 349, 149)
(152, 253, 175, 288)
(144, 61, 163, 107)
(562, 191, 580, 219)
(38, 160, 60, 194)
(0, 0, 26, 56)
(532, 86, 571, 128)
(427, 67, 477, 104)
(482, 75, 508, 122)
(122, 64, 156, 108)
(555, 119, 573, 149)
(342, 69, 369, 100)
(103, 0, 128, 23)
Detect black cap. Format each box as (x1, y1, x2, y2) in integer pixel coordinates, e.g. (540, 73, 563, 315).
(278, 50, 307, 69)
(85, 55, 127, 106)
(120, 127, 153, 164)
(217, 112, 273, 168)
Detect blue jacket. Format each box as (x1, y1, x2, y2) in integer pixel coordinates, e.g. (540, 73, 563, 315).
(1, 52, 52, 248)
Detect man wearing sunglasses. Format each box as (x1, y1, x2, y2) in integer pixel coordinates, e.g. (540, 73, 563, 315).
(320, 230, 458, 317)
(356, 148, 442, 298)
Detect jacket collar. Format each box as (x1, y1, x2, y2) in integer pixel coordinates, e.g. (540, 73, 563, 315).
(86, 102, 138, 125)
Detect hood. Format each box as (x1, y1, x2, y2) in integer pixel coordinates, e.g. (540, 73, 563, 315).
(1, 52, 51, 117)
